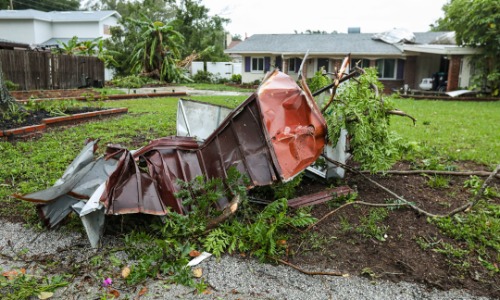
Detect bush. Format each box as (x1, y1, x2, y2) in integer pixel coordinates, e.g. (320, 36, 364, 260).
(5, 80, 19, 91)
(110, 75, 159, 88)
(230, 74, 242, 84)
(192, 70, 214, 83)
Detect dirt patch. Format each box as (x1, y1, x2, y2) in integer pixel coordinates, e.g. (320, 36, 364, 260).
(1, 161, 498, 298)
(288, 161, 500, 299)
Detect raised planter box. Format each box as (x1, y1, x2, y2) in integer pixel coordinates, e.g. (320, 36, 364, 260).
(16, 91, 187, 104)
(1, 107, 128, 141)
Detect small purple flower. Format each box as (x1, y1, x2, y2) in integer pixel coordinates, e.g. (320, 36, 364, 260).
(102, 277, 112, 287)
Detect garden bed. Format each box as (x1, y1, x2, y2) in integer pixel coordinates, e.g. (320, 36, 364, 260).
(0, 107, 128, 141)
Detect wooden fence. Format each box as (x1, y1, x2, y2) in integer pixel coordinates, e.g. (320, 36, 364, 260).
(0, 49, 104, 90)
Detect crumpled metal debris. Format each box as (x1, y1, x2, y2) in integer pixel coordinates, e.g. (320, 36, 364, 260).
(15, 68, 328, 247)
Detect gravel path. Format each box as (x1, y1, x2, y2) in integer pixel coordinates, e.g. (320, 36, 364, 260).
(0, 222, 490, 300)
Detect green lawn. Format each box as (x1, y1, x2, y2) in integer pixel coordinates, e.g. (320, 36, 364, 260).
(391, 98, 500, 167)
(1, 95, 499, 220)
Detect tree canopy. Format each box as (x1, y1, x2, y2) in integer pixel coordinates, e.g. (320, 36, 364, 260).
(432, 0, 500, 95)
(96, 0, 230, 81)
(0, 0, 80, 11)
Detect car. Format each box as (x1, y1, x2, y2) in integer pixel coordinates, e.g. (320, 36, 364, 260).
(419, 78, 433, 90)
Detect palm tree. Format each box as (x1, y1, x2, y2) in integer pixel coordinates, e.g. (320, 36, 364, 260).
(128, 14, 185, 82)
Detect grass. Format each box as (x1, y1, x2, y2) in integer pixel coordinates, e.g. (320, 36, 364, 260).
(179, 83, 254, 92)
(0, 95, 247, 220)
(390, 98, 500, 167)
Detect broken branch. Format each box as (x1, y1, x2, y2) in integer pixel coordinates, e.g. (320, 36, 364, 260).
(273, 257, 347, 277)
(386, 109, 417, 125)
(206, 194, 241, 230)
(446, 164, 500, 217)
(321, 157, 500, 219)
(360, 169, 500, 179)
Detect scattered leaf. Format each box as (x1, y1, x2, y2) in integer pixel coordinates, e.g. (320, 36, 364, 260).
(38, 291, 54, 299)
(121, 266, 131, 278)
(202, 288, 212, 295)
(192, 268, 203, 278)
(108, 289, 120, 298)
(137, 286, 148, 297)
(2, 270, 19, 280)
(189, 250, 201, 257)
(20, 268, 26, 274)
(277, 239, 287, 246)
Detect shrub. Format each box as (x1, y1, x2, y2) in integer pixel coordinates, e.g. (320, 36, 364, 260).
(230, 74, 242, 84)
(192, 70, 214, 83)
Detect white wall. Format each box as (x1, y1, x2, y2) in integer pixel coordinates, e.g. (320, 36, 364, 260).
(99, 16, 120, 38)
(191, 62, 242, 80)
(33, 20, 52, 44)
(52, 22, 100, 38)
(191, 61, 204, 76)
(0, 20, 35, 44)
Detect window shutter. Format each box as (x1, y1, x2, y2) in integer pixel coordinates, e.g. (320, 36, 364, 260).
(275, 56, 282, 70)
(245, 57, 251, 72)
(264, 57, 271, 72)
(397, 59, 405, 79)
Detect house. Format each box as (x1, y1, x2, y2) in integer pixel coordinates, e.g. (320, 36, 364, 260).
(0, 9, 121, 81)
(0, 9, 120, 45)
(224, 30, 479, 92)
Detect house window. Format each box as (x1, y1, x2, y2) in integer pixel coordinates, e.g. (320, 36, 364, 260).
(376, 59, 397, 79)
(289, 58, 296, 72)
(251, 57, 264, 72)
(352, 58, 370, 69)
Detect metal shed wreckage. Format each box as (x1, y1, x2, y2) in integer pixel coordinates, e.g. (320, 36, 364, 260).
(15, 56, 357, 247)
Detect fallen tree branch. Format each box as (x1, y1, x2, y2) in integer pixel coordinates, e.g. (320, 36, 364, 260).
(446, 164, 500, 217)
(386, 109, 417, 125)
(206, 194, 241, 230)
(273, 257, 347, 276)
(360, 169, 500, 179)
(321, 156, 500, 220)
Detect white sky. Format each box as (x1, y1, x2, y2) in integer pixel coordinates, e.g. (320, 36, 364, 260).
(201, 0, 449, 37)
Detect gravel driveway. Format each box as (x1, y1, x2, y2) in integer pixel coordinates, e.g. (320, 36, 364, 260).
(0, 221, 490, 300)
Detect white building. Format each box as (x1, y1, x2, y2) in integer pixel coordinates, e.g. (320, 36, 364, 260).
(0, 9, 121, 80)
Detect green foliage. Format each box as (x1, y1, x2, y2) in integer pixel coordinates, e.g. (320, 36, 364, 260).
(192, 70, 215, 83)
(5, 80, 19, 91)
(307, 70, 330, 95)
(230, 74, 242, 84)
(1, 101, 28, 124)
(0, 272, 69, 300)
(128, 14, 185, 82)
(122, 169, 314, 288)
(432, 201, 500, 273)
(1, 0, 79, 11)
(109, 75, 160, 89)
(355, 208, 389, 241)
(324, 68, 402, 172)
(271, 173, 304, 200)
(432, 0, 500, 95)
(463, 175, 498, 198)
(425, 175, 450, 189)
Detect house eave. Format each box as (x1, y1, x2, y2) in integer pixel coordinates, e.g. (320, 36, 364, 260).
(402, 44, 479, 55)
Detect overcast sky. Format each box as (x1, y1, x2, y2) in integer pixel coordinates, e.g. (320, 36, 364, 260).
(201, 0, 449, 37)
